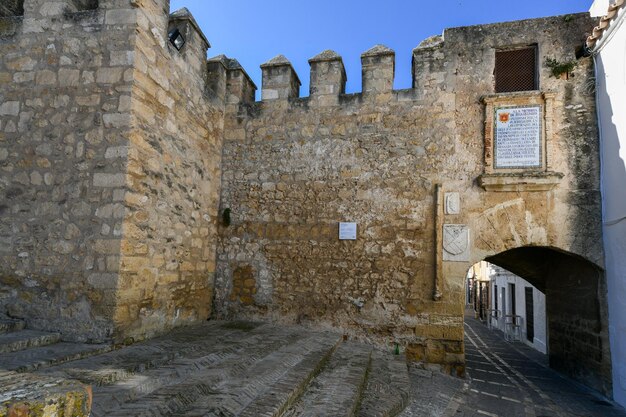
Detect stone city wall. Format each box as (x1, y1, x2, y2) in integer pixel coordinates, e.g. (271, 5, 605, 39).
(216, 13, 605, 381)
(0, 0, 610, 392)
(0, 0, 137, 342)
(114, 1, 225, 342)
(0, 0, 226, 343)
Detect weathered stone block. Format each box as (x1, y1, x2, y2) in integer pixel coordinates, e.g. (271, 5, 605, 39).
(111, 50, 134, 66)
(93, 239, 120, 255)
(35, 70, 57, 85)
(0, 101, 19, 116)
(96, 67, 124, 84)
(102, 113, 131, 128)
(93, 173, 126, 187)
(105, 9, 136, 25)
(59, 68, 80, 87)
(0, 371, 92, 417)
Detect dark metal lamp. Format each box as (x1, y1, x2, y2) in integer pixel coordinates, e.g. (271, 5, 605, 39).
(168, 28, 185, 51)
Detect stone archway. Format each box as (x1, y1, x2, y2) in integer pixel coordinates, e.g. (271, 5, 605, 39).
(474, 246, 612, 396)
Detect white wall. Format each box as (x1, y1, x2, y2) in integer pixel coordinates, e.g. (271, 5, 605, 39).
(595, 6, 626, 407)
(489, 266, 547, 354)
(591, 0, 614, 17)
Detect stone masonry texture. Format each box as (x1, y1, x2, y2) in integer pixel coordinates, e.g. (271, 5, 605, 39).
(0, 0, 224, 344)
(215, 13, 610, 394)
(0, 0, 138, 343)
(0, 0, 611, 397)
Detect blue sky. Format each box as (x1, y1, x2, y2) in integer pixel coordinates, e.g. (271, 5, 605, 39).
(170, 0, 593, 96)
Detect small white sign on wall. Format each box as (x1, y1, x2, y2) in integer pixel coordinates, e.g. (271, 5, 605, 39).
(339, 222, 357, 240)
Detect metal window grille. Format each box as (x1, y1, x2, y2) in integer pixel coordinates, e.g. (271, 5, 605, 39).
(495, 47, 537, 93)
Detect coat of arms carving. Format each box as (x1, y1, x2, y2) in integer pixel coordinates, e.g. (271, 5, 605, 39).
(443, 224, 470, 261)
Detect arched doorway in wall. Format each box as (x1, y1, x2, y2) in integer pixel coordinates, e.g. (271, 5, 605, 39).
(465, 246, 612, 397)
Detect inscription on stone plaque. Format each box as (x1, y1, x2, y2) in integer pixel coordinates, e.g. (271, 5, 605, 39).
(339, 222, 357, 240)
(443, 224, 470, 262)
(494, 106, 541, 169)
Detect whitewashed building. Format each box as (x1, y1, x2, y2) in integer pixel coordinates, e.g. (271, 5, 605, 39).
(588, 0, 626, 407)
(467, 262, 548, 354)
(488, 265, 548, 354)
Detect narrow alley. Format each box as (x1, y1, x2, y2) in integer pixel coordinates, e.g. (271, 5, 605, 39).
(453, 312, 626, 417)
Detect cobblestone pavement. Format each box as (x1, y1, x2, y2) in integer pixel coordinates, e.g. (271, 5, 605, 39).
(404, 311, 626, 417)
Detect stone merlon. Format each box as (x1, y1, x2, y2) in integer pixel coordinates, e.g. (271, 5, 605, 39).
(308, 50, 347, 99)
(361, 44, 396, 93)
(260, 54, 302, 101)
(208, 55, 257, 105)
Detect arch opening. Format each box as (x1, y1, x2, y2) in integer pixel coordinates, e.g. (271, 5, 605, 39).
(468, 246, 612, 397)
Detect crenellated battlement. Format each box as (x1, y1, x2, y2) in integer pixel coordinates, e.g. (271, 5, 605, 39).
(0, 0, 447, 109)
(207, 55, 257, 105)
(216, 40, 449, 109)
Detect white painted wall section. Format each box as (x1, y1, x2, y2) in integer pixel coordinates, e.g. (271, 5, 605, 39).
(591, 0, 614, 17)
(489, 265, 547, 354)
(594, 4, 626, 407)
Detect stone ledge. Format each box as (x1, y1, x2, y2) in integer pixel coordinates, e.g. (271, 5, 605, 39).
(0, 371, 92, 416)
(478, 172, 564, 192)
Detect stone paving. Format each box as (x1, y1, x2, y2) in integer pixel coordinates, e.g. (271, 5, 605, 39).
(1, 320, 410, 417)
(3, 314, 626, 416)
(407, 311, 626, 417)
(283, 342, 371, 416)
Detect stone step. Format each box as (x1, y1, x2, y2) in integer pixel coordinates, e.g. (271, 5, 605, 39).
(39, 321, 268, 386)
(41, 343, 183, 386)
(0, 341, 113, 372)
(238, 337, 338, 417)
(91, 330, 340, 417)
(0, 329, 61, 354)
(183, 332, 341, 417)
(0, 371, 92, 417)
(43, 322, 286, 388)
(282, 341, 373, 417)
(356, 351, 410, 417)
(0, 318, 25, 334)
(90, 341, 292, 415)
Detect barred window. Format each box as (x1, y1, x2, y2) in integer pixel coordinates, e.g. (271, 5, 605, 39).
(495, 46, 538, 93)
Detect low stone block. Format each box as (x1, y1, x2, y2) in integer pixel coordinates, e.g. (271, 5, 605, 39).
(0, 371, 92, 417)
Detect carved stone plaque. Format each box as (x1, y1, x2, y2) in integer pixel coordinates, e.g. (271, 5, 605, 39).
(445, 193, 460, 215)
(443, 224, 470, 262)
(494, 105, 541, 169)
